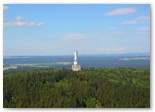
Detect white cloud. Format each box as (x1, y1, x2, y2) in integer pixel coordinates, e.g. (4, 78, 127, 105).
(136, 27, 150, 34)
(15, 16, 24, 21)
(136, 27, 150, 31)
(4, 21, 44, 27)
(3, 6, 9, 10)
(122, 16, 150, 25)
(97, 48, 124, 53)
(137, 32, 150, 34)
(112, 31, 125, 34)
(105, 8, 137, 16)
(65, 33, 86, 39)
(3, 16, 44, 27)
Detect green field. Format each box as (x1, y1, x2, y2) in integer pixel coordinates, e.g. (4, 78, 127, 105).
(3, 68, 150, 108)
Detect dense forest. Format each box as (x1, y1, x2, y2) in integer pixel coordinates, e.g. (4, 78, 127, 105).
(3, 68, 150, 108)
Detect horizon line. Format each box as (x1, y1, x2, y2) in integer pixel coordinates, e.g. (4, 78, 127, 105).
(3, 52, 150, 57)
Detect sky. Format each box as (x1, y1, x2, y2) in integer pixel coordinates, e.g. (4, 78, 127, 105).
(3, 4, 150, 56)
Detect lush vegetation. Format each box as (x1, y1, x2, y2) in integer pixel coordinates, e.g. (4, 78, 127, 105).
(3, 68, 150, 108)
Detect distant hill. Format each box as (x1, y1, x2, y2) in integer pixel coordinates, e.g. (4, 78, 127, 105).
(3, 68, 150, 108)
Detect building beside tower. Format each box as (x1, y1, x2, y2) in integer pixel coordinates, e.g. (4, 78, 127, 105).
(72, 50, 81, 71)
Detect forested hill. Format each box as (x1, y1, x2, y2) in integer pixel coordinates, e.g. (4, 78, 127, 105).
(3, 68, 150, 108)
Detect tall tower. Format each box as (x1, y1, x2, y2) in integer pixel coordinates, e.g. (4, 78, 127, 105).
(74, 50, 78, 65)
(72, 50, 81, 71)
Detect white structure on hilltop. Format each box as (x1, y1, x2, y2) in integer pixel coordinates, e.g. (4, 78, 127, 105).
(72, 50, 81, 71)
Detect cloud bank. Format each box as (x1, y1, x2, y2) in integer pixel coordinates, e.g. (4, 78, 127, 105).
(65, 33, 86, 39)
(122, 16, 150, 25)
(97, 48, 124, 53)
(105, 8, 137, 16)
(4, 16, 44, 27)
(136, 27, 150, 31)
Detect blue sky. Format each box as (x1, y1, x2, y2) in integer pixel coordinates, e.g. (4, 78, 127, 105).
(3, 4, 150, 56)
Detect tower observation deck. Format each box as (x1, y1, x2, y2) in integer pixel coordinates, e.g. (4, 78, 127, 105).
(72, 50, 81, 71)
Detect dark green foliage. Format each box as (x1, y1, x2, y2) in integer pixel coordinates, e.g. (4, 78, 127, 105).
(3, 68, 150, 108)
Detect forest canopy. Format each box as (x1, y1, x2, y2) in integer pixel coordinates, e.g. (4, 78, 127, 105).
(3, 68, 150, 108)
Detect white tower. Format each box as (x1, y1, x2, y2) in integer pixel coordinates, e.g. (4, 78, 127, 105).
(72, 50, 81, 71)
(74, 50, 78, 65)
